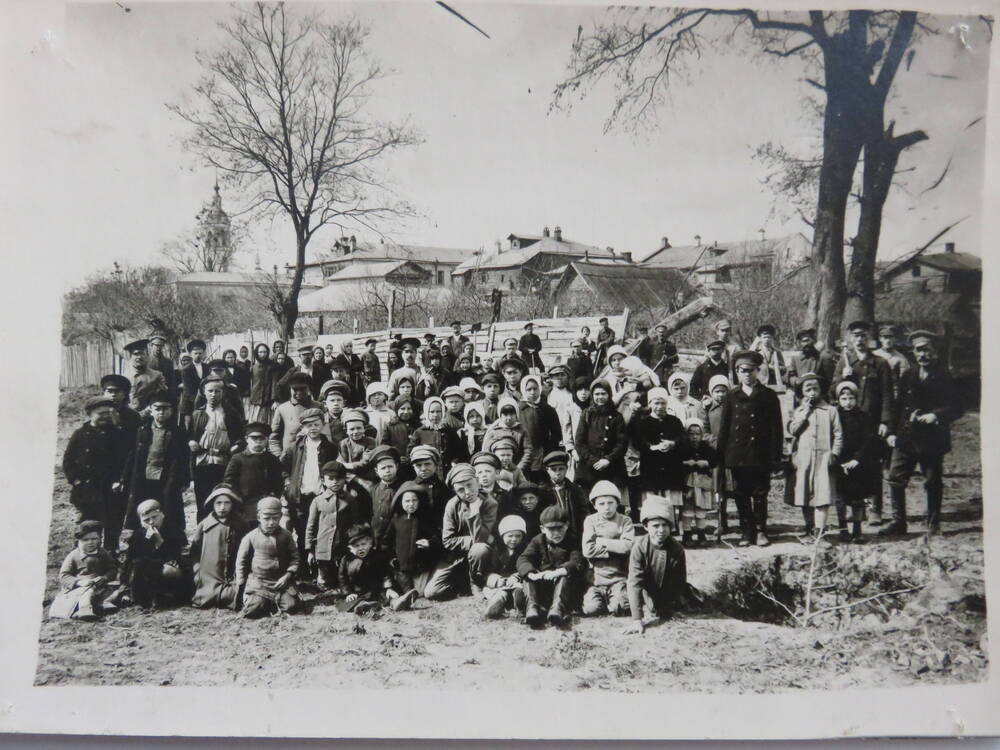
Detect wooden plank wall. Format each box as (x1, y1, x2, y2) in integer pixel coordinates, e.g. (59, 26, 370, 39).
(59, 341, 120, 389)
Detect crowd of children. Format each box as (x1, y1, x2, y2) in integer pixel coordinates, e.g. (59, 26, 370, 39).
(53, 319, 959, 631)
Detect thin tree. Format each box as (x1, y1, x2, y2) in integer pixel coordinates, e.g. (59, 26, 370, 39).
(169, 3, 419, 340)
(554, 9, 940, 346)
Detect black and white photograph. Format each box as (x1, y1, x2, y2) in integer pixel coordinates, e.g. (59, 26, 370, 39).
(0, 0, 997, 739)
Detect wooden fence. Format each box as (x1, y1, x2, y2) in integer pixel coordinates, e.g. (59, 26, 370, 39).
(60, 341, 121, 389)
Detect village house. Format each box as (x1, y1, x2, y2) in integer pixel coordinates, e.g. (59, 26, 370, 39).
(451, 226, 636, 291)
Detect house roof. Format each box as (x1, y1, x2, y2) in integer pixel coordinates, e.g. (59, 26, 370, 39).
(556, 261, 691, 311)
(325, 260, 430, 283)
(638, 233, 812, 270)
(878, 250, 981, 280)
(299, 282, 449, 314)
(875, 289, 972, 325)
(454, 235, 625, 275)
(317, 241, 472, 268)
(172, 271, 302, 287)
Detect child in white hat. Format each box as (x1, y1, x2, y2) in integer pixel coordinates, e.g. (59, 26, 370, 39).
(581, 480, 634, 617)
(624, 496, 687, 635)
(483, 515, 529, 619)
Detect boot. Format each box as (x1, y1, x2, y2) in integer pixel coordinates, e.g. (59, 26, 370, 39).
(851, 521, 866, 544)
(681, 530, 694, 548)
(523, 581, 544, 627)
(696, 529, 708, 547)
(736, 495, 755, 547)
(879, 485, 908, 537)
(390, 589, 419, 612)
(548, 579, 569, 626)
(926, 483, 943, 534)
(485, 591, 508, 619)
(753, 496, 769, 547)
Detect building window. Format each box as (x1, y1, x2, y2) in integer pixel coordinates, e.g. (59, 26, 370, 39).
(911, 265, 921, 278)
(437, 270, 444, 285)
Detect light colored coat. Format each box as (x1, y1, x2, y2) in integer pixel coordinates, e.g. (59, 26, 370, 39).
(788, 402, 843, 508)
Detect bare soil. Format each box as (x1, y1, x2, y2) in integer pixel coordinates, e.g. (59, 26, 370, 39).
(34, 387, 986, 692)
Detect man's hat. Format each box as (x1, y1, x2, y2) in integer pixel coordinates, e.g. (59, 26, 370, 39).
(908, 329, 937, 346)
(320, 460, 347, 478)
(423, 333, 436, 341)
(706, 339, 726, 350)
(480, 372, 503, 386)
(100, 374, 131, 392)
(320, 379, 350, 399)
(400, 337, 421, 350)
(244, 421, 271, 436)
(598, 316, 609, 323)
(257, 496, 282, 514)
(365, 338, 378, 346)
(547, 364, 568, 376)
(539, 505, 569, 526)
(878, 323, 898, 337)
(148, 390, 174, 407)
(523, 321, 534, 329)
(502, 337, 518, 347)
(488, 435, 518, 452)
(123, 339, 149, 354)
(847, 320, 872, 333)
(409, 445, 441, 464)
(205, 484, 242, 508)
(498, 356, 527, 374)
(441, 385, 464, 401)
(299, 407, 324, 425)
(186, 339, 207, 352)
(796, 328, 817, 341)
(201, 374, 226, 387)
(542, 450, 570, 468)
(298, 344, 314, 354)
(798, 372, 822, 387)
(450, 320, 462, 327)
(148, 331, 167, 344)
(733, 350, 764, 368)
(84, 395, 116, 413)
(286, 371, 312, 388)
(368, 445, 400, 466)
(445, 463, 476, 486)
(206, 358, 227, 370)
(756, 324, 776, 337)
(470, 451, 501, 469)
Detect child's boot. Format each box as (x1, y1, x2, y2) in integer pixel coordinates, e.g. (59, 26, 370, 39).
(851, 521, 865, 544)
(391, 589, 419, 612)
(696, 529, 708, 547)
(485, 591, 508, 619)
(681, 529, 694, 548)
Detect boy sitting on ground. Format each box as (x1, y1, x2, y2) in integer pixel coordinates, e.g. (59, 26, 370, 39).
(380, 481, 438, 609)
(336, 523, 401, 615)
(120, 499, 193, 610)
(483, 515, 529, 619)
(235, 497, 301, 618)
(624, 496, 688, 635)
(516, 505, 584, 628)
(581, 480, 634, 617)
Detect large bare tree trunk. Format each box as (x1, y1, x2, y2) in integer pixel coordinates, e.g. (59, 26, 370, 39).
(844, 123, 928, 325)
(282, 229, 308, 341)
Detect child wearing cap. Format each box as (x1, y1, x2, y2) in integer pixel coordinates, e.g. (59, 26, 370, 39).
(49, 521, 120, 621)
(306, 460, 373, 591)
(581, 481, 634, 617)
(483, 403, 525, 465)
(750, 324, 786, 393)
(338, 409, 377, 480)
(479, 374, 503, 424)
(459, 402, 487, 457)
(337, 523, 401, 614)
(441, 386, 467, 431)
(834, 380, 875, 543)
(281, 408, 338, 579)
(409, 445, 450, 532)
(492, 436, 528, 492)
(379, 481, 439, 609)
(223, 422, 285, 524)
(236, 496, 301, 617)
(369, 446, 402, 540)
(190, 485, 250, 609)
(120, 499, 193, 610)
(787, 373, 843, 542)
(502, 482, 545, 540)
(681, 419, 718, 547)
(704, 375, 732, 539)
(517, 505, 584, 627)
(634, 387, 689, 530)
(624, 496, 688, 635)
(540, 450, 589, 547)
(483, 515, 529, 619)
(363, 382, 394, 444)
(409, 397, 468, 478)
(424, 464, 498, 601)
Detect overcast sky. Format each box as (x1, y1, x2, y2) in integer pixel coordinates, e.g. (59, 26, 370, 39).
(5, 3, 990, 289)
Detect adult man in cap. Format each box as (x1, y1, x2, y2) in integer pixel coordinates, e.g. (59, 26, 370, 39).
(837, 320, 895, 523)
(275, 344, 318, 402)
(100, 374, 142, 447)
(388, 338, 422, 397)
(518, 322, 544, 372)
(196, 358, 246, 419)
(448, 321, 469, 355)
(147, 331, 178, 400)
(188, 374, 245, 522)
(545, 363, 573, 414)
(424, 463, 498, 600)
(593, 317, 616, 372)
(419, 333, 439, 369)
(713, 318, 743, 376)
(750, 324, 786, 392)
(881, 331, 961, 537)
(873, 323, 912, 398)
(361, 338, 381, 385)
(717, 350, 784, 547)
(689, 340, 730, 401)
(786, 328, 837, 407)
(179, 338, 209, 429)
(62, 396, 130, 550)
(123, 338, 168, 412)
(645, 324, 680, 385)
(269, 371, 321, 457)
(566, 338, 594, 382)
(125, 390, 190, 539)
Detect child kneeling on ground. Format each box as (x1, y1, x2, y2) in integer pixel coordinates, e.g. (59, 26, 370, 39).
(624, 496, 688, 635)
(190, 485, 250, 609)
(50, 520, 120, 621)
(337, 523, 402, 615)
(483, 515, 529, 619)
(235, 497, 301, 618)
(581, 480, 634, 617)
(516, 505, 584, 628)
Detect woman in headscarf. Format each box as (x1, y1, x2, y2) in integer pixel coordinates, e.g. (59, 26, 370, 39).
(517, 373, 563, 483)
(248, 342, 276, 424)
(407, 396, 467, 477)
(574, 378, 628, 493)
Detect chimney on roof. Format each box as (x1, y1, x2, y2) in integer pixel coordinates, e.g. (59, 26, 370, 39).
(350, 235, 357, 252)
(622, 251, 633, 263)
(554, 226, 562, 241)
(542, 226, 550, 238)
(661, 236, 670, 249)
(945, 242, 956, 253)
(584, 250, 590, 262)
(695, 234, 702, 246)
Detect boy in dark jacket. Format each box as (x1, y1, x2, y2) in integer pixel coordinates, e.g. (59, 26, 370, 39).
(409, 445, 451, 534)
(121, 499, 193, 609)
(369, 446, 402, 542)
(624, 496, 688, 635)
(222, 422, 284, 524)
(517, 505, 585, 628)
(336, 524, 400, 614)
(306, 460, 373, 590)
(538, 450, 589, 548)
(379, 481, 438, 610)
(483, 515, 529, 619)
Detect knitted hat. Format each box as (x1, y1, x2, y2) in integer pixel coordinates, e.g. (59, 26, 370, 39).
(835, 380, 859, 396)
(640, 496, 674, 525)
(667, 372, 689, 390)
(498, 515, 527, 537)
(708, 375, 731, 393)
(588, 480, 621, 504)
(606, 344, 628, 363)
(366, 382, 389, 399)
(647, 386, 669, 403)
(347, 523, 374, 544)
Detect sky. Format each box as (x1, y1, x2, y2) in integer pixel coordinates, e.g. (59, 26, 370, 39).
(2, 2, 991, 290)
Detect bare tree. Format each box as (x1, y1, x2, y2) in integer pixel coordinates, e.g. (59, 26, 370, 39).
(554, 9, 952, 346)
(169, 3, 420, 340)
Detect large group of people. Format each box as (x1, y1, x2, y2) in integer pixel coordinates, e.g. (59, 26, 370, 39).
(53, 315, 961, 634)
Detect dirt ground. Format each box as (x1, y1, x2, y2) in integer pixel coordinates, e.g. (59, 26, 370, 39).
(34, 387, 987, 692)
